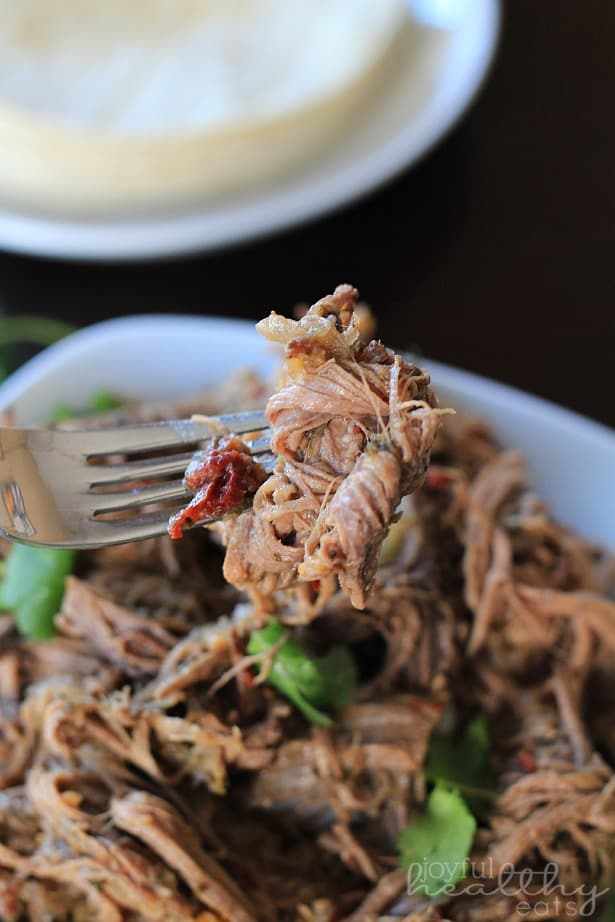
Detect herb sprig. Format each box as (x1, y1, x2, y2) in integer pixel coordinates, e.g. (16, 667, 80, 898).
(247, 617, 357, 727)
(0, 545, 75, 639)
(397, 715, 496, 898)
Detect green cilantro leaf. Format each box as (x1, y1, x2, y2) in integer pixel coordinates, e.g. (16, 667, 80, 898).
(51, 390, 122, 424)
(51, 402, 76, 424)
(88, 390, 122, 413)
(397, 784, 476, 898)
(397, 716, 495, 900)
(426, 715, 496, 809)
(0, 545, 75, 640)
(606, 887, 615, 922)
(247, 617, 357, 727)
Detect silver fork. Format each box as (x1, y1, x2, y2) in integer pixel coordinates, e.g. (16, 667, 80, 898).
(0, 411, 272, 549)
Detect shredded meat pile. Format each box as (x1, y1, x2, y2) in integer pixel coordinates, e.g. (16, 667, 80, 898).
(0, 291, 614, 922)
(221, 285, 442, 610)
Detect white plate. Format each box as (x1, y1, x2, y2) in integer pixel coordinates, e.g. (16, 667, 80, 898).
(0, 0, 500, 261)
(0, 312, 613, 551)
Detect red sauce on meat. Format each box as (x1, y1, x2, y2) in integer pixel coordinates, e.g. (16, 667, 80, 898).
(518, 748, 538, 773)
(425, 467, 452, 491)
(169, 437, 265, 539)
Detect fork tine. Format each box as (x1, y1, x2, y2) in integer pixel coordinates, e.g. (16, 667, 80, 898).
(254, 452, 277, 473)
(88, 452, 195, 486)
(0, 413, 272, 549)
(244, 434, 272, 454)
(89, 452, 276, 515)
(71, 511, 175, 548)
(89, 481, 190, 515)
(87, 431, 272, 487)
(83, 504, 242, 547)
(68, 411, 269, 458)
(209, 411, 269, 434)
(66, 421, 211, 458)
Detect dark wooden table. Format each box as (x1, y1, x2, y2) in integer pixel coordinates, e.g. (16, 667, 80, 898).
(0, 0, 613, 425)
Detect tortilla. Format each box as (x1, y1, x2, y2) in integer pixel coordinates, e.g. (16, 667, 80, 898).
(0, 0, 405, 211)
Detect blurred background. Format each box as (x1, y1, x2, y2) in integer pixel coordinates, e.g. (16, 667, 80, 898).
(0, 0, 613, 425)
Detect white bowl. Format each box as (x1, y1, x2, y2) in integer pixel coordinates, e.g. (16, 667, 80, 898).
(0, 314, 613, 550)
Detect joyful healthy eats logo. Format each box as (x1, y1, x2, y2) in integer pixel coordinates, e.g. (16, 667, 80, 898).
(406, 860, 609, 917)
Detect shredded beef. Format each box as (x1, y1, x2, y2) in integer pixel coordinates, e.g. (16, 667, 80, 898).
(1, 290, 613, 922)
(221, 285, 442, 610)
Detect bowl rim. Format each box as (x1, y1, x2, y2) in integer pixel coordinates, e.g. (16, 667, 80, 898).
(1, 311, 613, 553)
(0, 311, 612, 447)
